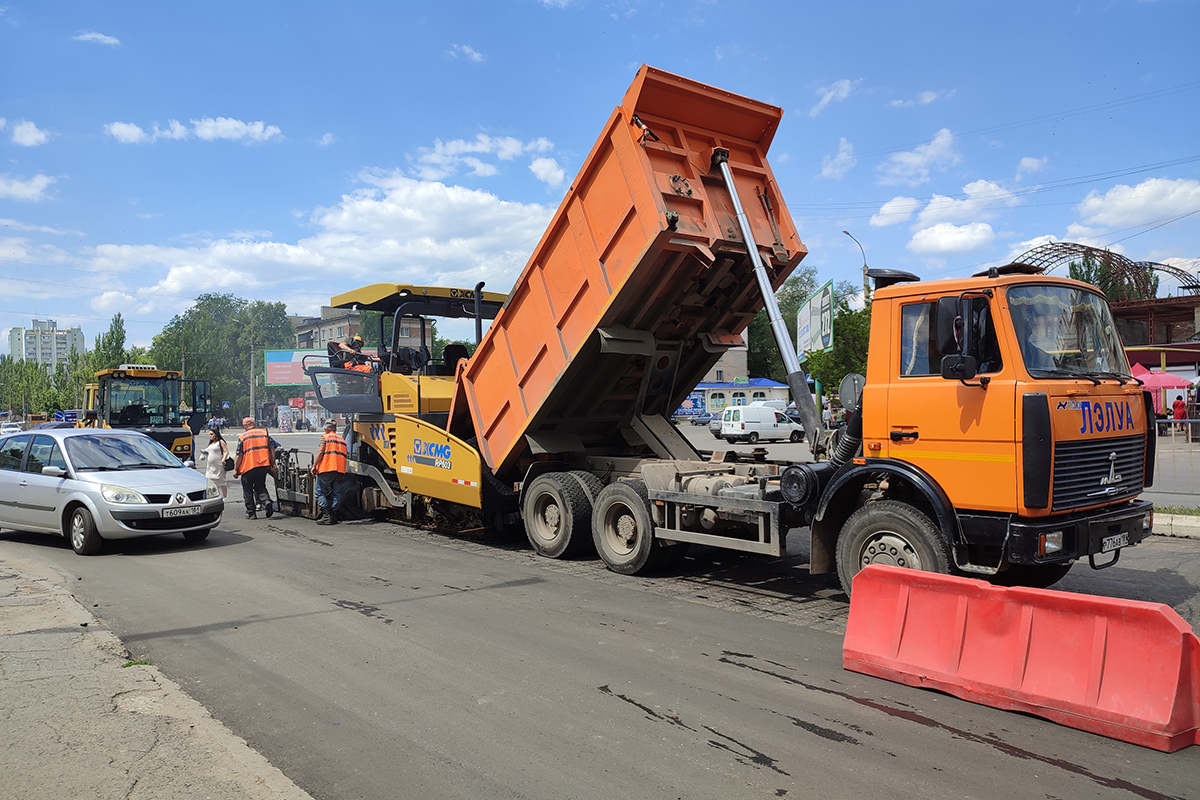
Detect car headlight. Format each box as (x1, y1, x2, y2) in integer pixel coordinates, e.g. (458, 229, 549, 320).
(205, 479, 219, 499)
(101, 484, 148, 504)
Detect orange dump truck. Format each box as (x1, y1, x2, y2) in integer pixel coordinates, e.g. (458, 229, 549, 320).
(307, 65, 1153, 595)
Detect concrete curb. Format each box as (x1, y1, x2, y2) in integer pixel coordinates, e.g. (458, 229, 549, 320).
(0, 552, 314, 800)
(1151, 514, 1200, 540)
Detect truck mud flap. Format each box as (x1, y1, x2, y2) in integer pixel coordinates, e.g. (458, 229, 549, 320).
(843, 564, 1200, 752)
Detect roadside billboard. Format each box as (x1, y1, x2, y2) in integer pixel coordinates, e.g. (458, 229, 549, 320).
(264, 348, 377, 386)
(674, 389, 707, 418)
(796, 280, 834, 360)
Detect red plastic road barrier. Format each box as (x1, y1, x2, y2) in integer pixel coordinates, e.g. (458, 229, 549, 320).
(843, 564, 1200, 752)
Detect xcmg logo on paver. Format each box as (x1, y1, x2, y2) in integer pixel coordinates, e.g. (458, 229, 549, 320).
(1057, 399, 1136, 435)
(408, 438, 453, 470)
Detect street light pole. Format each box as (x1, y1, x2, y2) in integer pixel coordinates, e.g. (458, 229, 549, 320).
(843, 229, 870, 302)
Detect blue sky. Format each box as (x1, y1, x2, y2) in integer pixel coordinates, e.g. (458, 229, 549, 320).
(2, 0, 1198, 349)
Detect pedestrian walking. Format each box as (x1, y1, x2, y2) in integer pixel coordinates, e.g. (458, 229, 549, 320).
(199, 427, 232, 499)
(311, 420, 348, 524)
(233, 417, 276, 519)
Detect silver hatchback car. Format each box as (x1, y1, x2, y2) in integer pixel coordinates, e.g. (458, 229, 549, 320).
(0, 428, 223, 554)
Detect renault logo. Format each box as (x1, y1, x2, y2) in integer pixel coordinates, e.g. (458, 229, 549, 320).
(175, 493, 187, 504)
(1099, 452, 1123, 486)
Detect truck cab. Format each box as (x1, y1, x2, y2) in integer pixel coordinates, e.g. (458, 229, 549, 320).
(810, 265, 1153, 591)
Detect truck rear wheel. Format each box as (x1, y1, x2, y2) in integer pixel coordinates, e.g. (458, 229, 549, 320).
(523, 473, 592, 559)
(592, 480, 663, 575)
(836, 500, 951, 596)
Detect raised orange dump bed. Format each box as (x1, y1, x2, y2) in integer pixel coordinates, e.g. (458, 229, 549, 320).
(451, 65, 807, 478)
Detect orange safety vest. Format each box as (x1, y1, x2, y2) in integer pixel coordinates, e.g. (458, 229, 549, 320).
(348, 363, 372, 373)
(238, 428, 273, 471)
(314, 432, 348, 474)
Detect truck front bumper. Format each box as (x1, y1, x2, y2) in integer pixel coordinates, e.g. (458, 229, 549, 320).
(1006, 500, 1153, 566)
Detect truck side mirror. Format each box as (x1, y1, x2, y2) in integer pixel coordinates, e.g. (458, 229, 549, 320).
(936, 296, 960, 354)
(941, 353, 978, 381)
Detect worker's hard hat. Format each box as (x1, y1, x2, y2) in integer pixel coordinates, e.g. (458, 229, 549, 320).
(351, 334, 363, 343)
(241, 417, 254, 427)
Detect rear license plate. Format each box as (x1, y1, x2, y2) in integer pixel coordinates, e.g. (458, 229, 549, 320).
(161, 506, 201, 518)
(1101, 532, 1129, 552)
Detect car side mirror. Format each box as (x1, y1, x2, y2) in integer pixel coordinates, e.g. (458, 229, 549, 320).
(41, 466, 67, 477)
(941, 354, 978, 381)
(184, 460, 196, 469)
(936, 296, 960, 355)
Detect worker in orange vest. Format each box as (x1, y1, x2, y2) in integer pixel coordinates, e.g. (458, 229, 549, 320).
(233, 417, 277, 519)
(311, 419, 349, 524)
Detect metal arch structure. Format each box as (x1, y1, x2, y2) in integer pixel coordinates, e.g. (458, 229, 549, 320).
(1012, 241, 1199, 299)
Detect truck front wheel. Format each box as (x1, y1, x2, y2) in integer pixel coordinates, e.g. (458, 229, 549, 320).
(835, 500, 951, 596)
(523, 473, 592, 558)
(592, 480, 663, 575)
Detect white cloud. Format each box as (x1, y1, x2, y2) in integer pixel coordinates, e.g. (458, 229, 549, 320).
(153, 120, 189, 140)
(0, 118, 7, 130)
(538, 0, 573, 6)
(907, 222, 994, 255)
(1017, 156, 1047, 177)
(0, 218, 82, 235)
(192, 117, 282, 142)
(73, 30, 120, 46)
(876, 128, 961, 186)
(91, 290, 136, 312)
(0, 173, 55, 201)
(1077, 178, 1200, 228)
(818, 138, 856, 180)
(106, 117, 282, 144)
(529, 157, 564, 186)
(448, 44, 485, 62)
(77, 171, 556, 319)
(888, 89, 952, 108)
(318, 133, 336, 146)
(11, 120, 48, 146)
(870, 196, 921, 227)
(809, 79, 858, 118)
(1063, 223, 1108, 247)
(104, 121, 151, 144)
(413, 134, 554, 181)
(914, 179, 1019, 228)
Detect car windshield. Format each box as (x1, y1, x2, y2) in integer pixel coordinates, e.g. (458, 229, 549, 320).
(1006, 284, 1131, 378)
(65, 434, 183, 471)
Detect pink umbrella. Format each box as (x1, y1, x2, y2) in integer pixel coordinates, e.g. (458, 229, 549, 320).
(1133, 363, 1192, 414)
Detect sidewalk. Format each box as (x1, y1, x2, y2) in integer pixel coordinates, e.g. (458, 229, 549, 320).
(0, 552, 313, 800)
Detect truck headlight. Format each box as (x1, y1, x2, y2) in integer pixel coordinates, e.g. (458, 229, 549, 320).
(101, 484, 148, 504)
(1039, 530, 1064, 556)
(205, 479, 219, 499)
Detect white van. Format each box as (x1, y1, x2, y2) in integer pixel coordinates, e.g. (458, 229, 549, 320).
(720, 405, 804, 443)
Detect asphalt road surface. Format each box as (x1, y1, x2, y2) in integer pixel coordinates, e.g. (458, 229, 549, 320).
(1, 431, 1197, 800)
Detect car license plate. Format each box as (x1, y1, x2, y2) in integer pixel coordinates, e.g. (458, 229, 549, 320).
(1101, 532, 1129, 552)
(161, 506, 201, 518)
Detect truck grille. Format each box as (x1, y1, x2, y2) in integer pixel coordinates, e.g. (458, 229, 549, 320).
(1052, 434, 1144, 512)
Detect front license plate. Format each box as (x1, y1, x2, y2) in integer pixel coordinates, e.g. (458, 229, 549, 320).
(1101, 532, 1129, 552)
(161, 505, 201, 518)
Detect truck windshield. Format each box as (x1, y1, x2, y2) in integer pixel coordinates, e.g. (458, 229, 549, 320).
(106, 379, 183, 426)
(1006, 285, 1131, 379)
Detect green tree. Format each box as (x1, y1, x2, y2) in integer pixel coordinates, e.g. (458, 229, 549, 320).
(746, 266, 818, 380)
(0, 357, 55, 417)
(149, 293, 295, 418)
(93, 313, 127, 370)
(1069, 254, 1158, 302)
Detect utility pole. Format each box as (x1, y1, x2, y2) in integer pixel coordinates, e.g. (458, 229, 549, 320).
(248, 331, 255, 423)
(843, 230, 870, 303)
